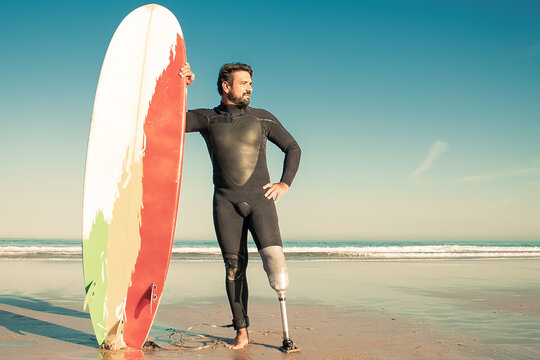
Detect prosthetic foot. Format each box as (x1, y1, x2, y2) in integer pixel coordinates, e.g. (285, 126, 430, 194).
(259, 246, 300, 353)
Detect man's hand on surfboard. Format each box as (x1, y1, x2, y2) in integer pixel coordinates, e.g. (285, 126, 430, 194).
(263, 182, 289, 203)
(180, 63, 195, 85)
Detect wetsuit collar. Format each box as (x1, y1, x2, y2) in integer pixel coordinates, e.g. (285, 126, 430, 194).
(217, 102, 247, 114)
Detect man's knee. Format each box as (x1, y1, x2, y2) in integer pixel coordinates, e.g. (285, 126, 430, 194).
(223, 254, 245, 281)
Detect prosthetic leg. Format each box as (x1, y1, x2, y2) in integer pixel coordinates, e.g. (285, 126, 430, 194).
(259, 246, 300, 353)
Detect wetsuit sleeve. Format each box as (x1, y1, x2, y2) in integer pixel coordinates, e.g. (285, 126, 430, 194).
(263, 113, 301, 187)
(186, 110, 209, 133)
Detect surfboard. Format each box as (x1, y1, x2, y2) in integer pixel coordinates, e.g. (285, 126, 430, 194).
(82, 4, 186, 350)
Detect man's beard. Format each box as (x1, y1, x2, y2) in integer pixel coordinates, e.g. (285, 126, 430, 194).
(228, 92, 251, 105)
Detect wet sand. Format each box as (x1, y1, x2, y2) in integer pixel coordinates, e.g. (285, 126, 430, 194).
(1, 259, 539, 359)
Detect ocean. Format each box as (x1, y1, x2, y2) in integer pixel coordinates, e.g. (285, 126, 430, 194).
(1, 238, 539, 261)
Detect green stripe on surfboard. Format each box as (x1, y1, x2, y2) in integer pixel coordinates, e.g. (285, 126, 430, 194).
(83, 210, 110, 345)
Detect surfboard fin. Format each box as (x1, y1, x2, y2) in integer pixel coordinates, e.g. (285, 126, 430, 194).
(150, 283, 158, 314)
(116, 319, 125, 341)
(110, 304, 127, 350)
(83, 281, 96, 311)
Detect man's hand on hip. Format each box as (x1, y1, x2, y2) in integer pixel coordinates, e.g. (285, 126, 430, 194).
(263, 182, 289, 203)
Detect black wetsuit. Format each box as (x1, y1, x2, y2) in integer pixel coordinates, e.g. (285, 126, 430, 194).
(186, 103, 301, 329)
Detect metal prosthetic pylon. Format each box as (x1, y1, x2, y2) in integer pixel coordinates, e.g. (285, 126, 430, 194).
(277, 290, 299, 353)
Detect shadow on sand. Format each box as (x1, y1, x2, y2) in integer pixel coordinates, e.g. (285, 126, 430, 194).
(0, 294, 95, 348)
(0, 295, 89, 318)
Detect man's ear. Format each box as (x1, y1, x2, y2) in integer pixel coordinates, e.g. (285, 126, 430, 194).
(222, 81, 231, 94)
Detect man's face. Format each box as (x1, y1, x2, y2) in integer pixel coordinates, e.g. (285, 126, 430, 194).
(224, 71, 253, 105)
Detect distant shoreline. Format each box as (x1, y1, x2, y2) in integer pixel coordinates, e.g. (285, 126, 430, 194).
(1, 238, 540, 261)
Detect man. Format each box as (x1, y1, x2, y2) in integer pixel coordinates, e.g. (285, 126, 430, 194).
(179, 63, 301, 349)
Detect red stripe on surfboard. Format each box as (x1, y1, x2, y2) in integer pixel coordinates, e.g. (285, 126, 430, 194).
(124, 33, 186, 349)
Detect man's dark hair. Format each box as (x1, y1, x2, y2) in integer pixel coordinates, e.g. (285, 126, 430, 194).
(217, 63, 253, 95)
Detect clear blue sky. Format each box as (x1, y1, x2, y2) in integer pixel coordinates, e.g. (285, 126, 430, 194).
(1, 0, 539, 241)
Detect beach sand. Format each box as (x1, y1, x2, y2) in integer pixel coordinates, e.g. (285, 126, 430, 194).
(1, 259, 539, 359)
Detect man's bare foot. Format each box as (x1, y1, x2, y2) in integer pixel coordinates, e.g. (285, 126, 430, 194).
(228, 328, 249, 349)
